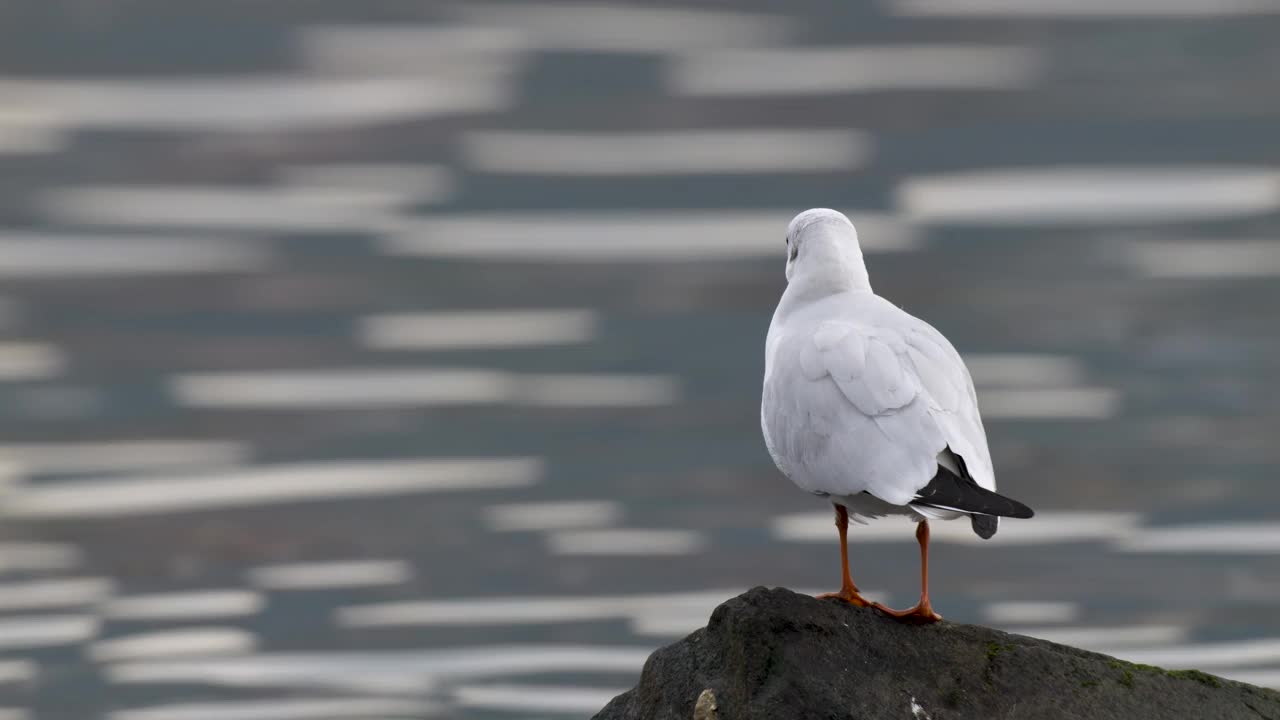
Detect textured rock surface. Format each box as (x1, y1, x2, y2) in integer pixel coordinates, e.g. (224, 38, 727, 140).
(594, 587, 1280, 720)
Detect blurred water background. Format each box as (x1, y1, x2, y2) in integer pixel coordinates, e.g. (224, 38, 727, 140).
(1, 1, 1279, 718)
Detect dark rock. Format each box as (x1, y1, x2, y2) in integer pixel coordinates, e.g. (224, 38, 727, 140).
(593, 586, 1280, 720)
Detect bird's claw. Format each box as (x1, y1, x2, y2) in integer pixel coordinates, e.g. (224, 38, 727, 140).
(816, 588, 872, 607)
(870, 600, 942, 624)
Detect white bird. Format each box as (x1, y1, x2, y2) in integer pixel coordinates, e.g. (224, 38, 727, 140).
(761, 208, 1033, 622)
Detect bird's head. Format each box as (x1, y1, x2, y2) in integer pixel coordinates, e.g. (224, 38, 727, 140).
(783, 208, 870, 293)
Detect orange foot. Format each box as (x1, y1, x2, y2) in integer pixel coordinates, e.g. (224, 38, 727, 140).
(870, 599, 942, 624)
(816, 586, 872, 608)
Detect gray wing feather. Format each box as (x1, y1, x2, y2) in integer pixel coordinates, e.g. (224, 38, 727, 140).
(902, 325, 996, 492)
(764, 316, 994, 506)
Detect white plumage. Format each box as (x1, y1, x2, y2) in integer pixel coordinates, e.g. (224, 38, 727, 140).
(761, 208, 997, 526)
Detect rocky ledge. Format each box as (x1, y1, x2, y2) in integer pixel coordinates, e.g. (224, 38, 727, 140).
(593, 586, 1280, 720)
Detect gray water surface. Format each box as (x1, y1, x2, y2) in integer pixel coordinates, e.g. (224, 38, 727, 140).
(1, 2, 1279, 718)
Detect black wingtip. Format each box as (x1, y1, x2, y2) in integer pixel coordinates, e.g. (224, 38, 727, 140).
(912, 463, 1035, 520)
(1001, 497, 1036, 520)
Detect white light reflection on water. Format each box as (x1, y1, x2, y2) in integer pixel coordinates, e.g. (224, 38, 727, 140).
(671, 45, 1040, 96)
(547, 528, 705, 555)
(359, 310, 598, 351)
(0, 615, 98, 650)
(449, 3, 793, 52)
(774, 511, 1141, 545)
(335, 587, 884, 639)
(0, 234, 268, 277)
(0, 109, 63, 155)
(299, 24, 530, 77)
(453, 683, 627, 714)
(964, 354, 1084, 388)
(6, 458, 541, 519)
(1117, 522, 1280, 554)
(1110, 638, 1280, 670)
(983, 601, 1080, 624)
(0, 660, 37, 685)
(108, 697, 440, 720)
(1217, 668, 1280, 690)
(0, 543, 83, 573)
(977, 388, 1120, 420)
(106, 646, 652, 693)
(1, 76, 508, 132)
(1129, 240, 1280, 278)
(104, 590, 264, 621)
(42, 185, 430, 232)
(336, 589, 740, 629)
(0, 440, 248, 475)
(484, 500, 623, 532)
(382, 212, 916, 261)
(890, 0, 1280, 18)
(247, 560, 413, 591)
(170, 369, 679, 409)
(898, 168, 1280, 225)
(462, 129, 871, 175)
(89, 628, 257, 663)
(0, 578, 113, 612)
(0, 342, 64, 381)
(278, 164, 454, 206)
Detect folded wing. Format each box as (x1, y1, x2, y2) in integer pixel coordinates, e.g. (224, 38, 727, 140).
(785, 317, 994, 505)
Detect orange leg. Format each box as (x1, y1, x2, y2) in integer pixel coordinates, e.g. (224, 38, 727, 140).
(871, 520, 942, 623)
(815, 504, 872, 607)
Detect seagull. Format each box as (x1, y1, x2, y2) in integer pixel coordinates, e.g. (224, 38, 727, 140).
(761, 209, 1034, 623)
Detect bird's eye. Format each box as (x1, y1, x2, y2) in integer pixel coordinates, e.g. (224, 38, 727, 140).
(784, 236, 789, 246)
